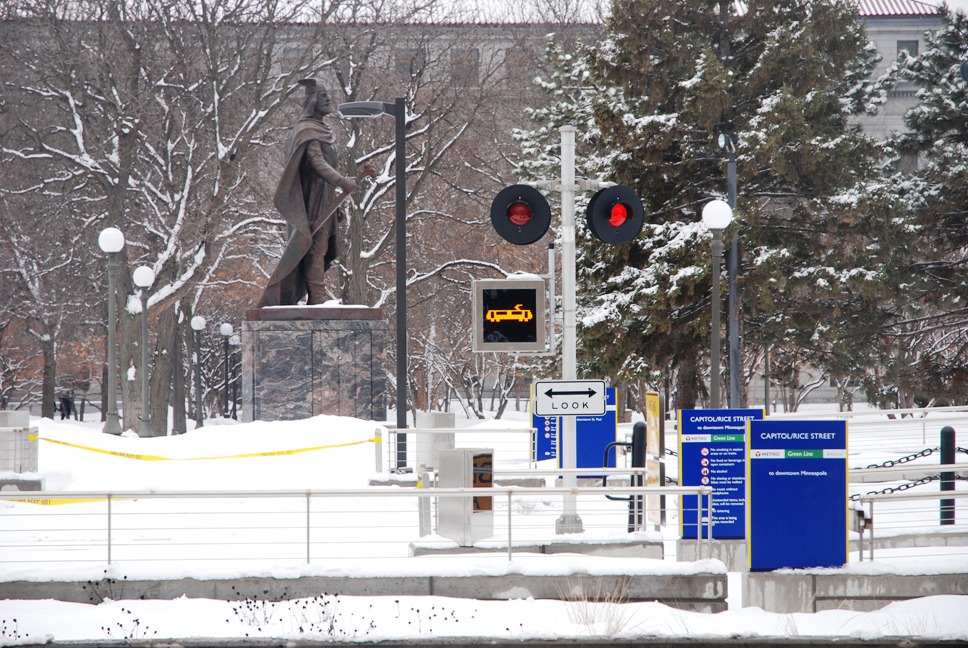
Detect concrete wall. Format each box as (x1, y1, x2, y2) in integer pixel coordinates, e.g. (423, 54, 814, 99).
(744, 570, 968, 613)
(0, 569, 727, 612)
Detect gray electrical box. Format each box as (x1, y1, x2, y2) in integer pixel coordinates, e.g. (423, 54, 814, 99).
(437, 448, 494, 546)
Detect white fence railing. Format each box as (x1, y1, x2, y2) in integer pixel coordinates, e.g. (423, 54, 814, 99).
(0, 481, 712, 568)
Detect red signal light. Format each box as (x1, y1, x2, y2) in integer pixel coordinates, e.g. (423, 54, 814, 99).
(508, 201, 533, 226)
(609, 202, 629, 227)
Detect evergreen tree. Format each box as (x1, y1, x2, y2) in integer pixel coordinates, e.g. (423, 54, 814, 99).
(872, 4, 968, 407)
(519, 0, 897, 409)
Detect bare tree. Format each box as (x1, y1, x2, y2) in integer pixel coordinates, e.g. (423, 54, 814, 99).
(1, 0, 342, 432)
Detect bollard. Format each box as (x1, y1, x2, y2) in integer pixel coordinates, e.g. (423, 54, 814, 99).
(630, 421, 646, 531)
(418, 464, 432, 537)
(941, 426, 955, 525)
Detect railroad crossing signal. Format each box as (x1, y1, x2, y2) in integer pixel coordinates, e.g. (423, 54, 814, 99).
(490, 185, 552, 245)
(586, 185, 644, 245)
(534, 379, 607, 416)
(491, 183, 643, 246)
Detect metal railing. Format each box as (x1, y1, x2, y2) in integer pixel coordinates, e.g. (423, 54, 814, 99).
(857, 489, 968, 561)
(0, 481, 713, 568)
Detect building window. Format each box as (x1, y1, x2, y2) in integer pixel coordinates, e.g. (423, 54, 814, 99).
(900, 151, 919, 175)
(395, 47, 427, 77)
(897, 40, 919, 58)
(451, 48, 480, 88)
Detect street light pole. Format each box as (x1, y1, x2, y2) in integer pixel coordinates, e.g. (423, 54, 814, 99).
(133, 266, 155, 437)
(229, 334, 240, 420)
(720, 132, 741, 408)
(172, 311, 186, 435)
(98, 228, 125, 435)
(336, 97, 408, 468)
(702, 200, 734, 409)
(191, 316, 206, 428)
(220, 323, 233, 418)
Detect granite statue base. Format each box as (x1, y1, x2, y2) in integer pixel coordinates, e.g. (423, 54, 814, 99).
(241, 307, 387, 422)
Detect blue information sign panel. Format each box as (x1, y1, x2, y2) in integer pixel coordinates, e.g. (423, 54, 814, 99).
(679, 408, 763, 540)
(747, 419, 849, 571)
(531, 387, 616, 471)
(532, 413, 559, 462)
(574, 387, 617, 476)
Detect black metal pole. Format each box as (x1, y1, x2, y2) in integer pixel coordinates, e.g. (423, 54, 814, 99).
(394, 96, 408, 469)
(223, 335, 229, 418)
(726, 142, 740, 408)
(710, 230, 724, 408)
(941, 425, 955, 525)
(630, 421, 647, 532)
(194, 329, 204, 428)
(173, 317, 185, 434)
(104, 252, 122, 435)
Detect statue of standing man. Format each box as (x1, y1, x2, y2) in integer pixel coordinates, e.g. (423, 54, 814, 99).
(258, 79, 360, 307)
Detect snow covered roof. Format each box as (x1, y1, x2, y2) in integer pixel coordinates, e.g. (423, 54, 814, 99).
(732, 0, 938, 17)
(852, 0, 938, 16)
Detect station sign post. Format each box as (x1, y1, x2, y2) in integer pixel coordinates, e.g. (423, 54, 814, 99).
(747, 419, 848, 570)
(679, 408, 763, 539)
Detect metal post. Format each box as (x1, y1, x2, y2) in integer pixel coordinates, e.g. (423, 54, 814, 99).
(229, 335, 239, 420)
(710, 230, 724, 409)
(726, 142, 740, 409)
(191, 319, 205, 429)
(941, 425, 955, 525)
(220, 323, 233, 418)
(395, 96, 408, 469)
(764, 344, 770, 413)
(556, 125, 582, 534)
(172, 315, 185, 435)
(139, 289, 151, 436)
(507, 489, 513, 562)
(223, 335, 229, 417)
(630, 421, 646, 532)
(104, 252, 122, 435)
(107, 493, 113, 564)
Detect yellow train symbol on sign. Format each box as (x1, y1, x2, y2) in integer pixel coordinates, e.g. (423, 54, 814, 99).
(485, 304, 534, 323)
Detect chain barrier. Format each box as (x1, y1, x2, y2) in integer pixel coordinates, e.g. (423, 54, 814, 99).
(665, 448, 677, 457)
(864, 447, 937, 469)
(850, 474, 938, 501)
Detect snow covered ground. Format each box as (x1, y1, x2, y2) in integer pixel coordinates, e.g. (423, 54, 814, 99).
(0, 408, 966, 643)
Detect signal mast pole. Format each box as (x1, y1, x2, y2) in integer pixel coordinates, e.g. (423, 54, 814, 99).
(558, 126, 582, 533)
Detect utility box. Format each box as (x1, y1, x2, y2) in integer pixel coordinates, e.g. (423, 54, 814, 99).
(0, 412, 37, 474)
(414, 411, 456, 470)
(437, 448, 493, 546)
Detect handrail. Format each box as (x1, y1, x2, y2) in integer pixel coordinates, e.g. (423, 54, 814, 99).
(765, 404, 968, 420)
(0, 484, 714, 565)
(857, 489, 967, 562)
(850, 463, 968, 482)
(0, 484, 703, 501)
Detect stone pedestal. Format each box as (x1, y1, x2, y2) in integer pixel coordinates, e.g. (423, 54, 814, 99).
(241, 307, 387, 422)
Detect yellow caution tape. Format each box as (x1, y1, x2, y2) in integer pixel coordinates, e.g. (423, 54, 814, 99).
(9, 497, 117, 506)
(27, 434, 380, 462)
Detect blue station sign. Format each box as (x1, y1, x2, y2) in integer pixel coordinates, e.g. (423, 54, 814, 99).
(679, 408, 763, 540)
(747, 419, 849, 571)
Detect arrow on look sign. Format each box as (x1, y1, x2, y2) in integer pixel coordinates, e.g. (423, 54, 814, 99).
(544, 387, 597, 398)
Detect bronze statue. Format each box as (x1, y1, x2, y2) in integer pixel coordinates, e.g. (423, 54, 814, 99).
(258, 79, 360, 307)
